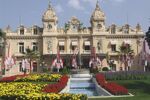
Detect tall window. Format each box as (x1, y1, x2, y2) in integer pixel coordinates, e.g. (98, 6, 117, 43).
(84, 41, 91, 51)
(19, 42, 24, 53)
(84, 46, 90, 51)
(48, 24, 52, 29)
(33, 27, 38, 35)
(72, 46, 76, 51)
(20, 28, 24, 35)
(97, 24, 102, 30)
(111, 44, 116, 52)
(59, 46, 65, 51)
(32, 42, 38, 51)
(33, 62, 37, 72)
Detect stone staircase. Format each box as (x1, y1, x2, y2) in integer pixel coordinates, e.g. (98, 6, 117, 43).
(71, 68, 90, 74)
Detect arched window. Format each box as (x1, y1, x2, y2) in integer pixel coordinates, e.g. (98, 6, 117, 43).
(97, 24, 102, 29)
(47, 24, 52, 29)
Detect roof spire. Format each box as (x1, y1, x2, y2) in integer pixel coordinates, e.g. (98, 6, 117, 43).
(48, 0, 52, 10)
(96, 0, 100, 10)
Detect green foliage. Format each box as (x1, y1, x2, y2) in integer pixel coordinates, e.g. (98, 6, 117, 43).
(0, 29, 5, 38)
(104, 72, 149, 81)
(119, 44, 134, 55)
(146, 27, 150, 47)
(102, 67, 109, 71)
(90, 67, 99, 74)
(24, 48, 40, 60)
(42, 68, 49, 73)
(61, 67, 70, 75)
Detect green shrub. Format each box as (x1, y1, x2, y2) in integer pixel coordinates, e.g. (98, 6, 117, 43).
(61, 67, 70, 75)
(102, 67, 109, 71)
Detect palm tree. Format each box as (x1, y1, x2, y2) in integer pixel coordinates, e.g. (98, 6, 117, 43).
(118, 44, 134, 71)
(23, 48, 40, 73)
(0, 29, 4, 37)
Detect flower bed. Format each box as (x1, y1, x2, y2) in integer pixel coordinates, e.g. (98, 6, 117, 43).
(15, 74, 62, 82)
(0, 74, 27, 82)
(0, 74, 62, 82)
(0, 82, 87, 100)
(42, 75, 69, 93)
(0, 74, 87, 100)
(96, 74, 128, 95)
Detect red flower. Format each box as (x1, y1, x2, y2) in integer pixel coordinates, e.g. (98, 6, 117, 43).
(42, 75, 69, 93)
(96, 74, 128, 95)
(0, 74, 27, 82)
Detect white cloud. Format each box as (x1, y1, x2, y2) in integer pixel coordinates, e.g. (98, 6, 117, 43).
(55, 4, 63, 13)
(68, 0, 84, 10)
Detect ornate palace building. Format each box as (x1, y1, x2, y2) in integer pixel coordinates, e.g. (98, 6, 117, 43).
(1, 1, 144, 75)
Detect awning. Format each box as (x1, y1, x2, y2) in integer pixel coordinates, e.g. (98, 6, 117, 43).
(124, 40, 131, 44)
(72, 41, 78, 46)
(59, 41, 65, 46)
(84, 41, 91, 45)
(110, 40, 117, 45)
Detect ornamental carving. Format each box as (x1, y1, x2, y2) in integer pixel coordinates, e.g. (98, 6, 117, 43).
(47, 40, 52, 53)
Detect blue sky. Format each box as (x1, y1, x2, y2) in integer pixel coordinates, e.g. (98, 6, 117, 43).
(0, 0, 149, 32)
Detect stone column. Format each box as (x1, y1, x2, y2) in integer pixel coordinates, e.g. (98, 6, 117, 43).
(66, 36, 70, 54)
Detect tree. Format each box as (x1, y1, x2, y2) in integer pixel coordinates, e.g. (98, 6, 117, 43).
(0, 29, 5, 37)
(146, 27, 150, 48)
(0, 29, 5, 56)
(118, 44, 134, 71)
(23, 48, 40, 73)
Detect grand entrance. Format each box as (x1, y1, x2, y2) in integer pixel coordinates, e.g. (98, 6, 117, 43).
(82, 57, 90, 68)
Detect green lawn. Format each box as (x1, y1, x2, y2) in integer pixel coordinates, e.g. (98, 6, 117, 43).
(89, 79, 150, 100)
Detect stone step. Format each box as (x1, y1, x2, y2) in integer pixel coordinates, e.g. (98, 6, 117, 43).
(71, 69, 90, 74)
(71, 77, 92, 81)
(71, 74, 92, 78)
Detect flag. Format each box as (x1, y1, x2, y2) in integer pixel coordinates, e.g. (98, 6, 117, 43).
(89, 47, 101, 68)
(4, 43, 15, 70)
(22, 59, 30, 71)
(141, 39, 150, 66)
(72, 47, 78, 68)
(52, 50, 63, 69)
(72, 57, 77, 68)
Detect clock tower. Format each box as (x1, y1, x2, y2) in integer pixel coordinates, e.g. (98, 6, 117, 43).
(90, 0, 106, 32)
(42, 1, 58, 33)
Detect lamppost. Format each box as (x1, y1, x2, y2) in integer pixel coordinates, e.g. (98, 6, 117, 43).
(40, 62, 47, 73)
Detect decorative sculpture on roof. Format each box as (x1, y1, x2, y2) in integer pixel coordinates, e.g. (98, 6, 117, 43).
(42, 0, 58, 22)
(91, 0, 105, 21)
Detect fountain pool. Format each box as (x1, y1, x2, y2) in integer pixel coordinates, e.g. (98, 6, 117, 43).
(69, 79, 98, 96)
